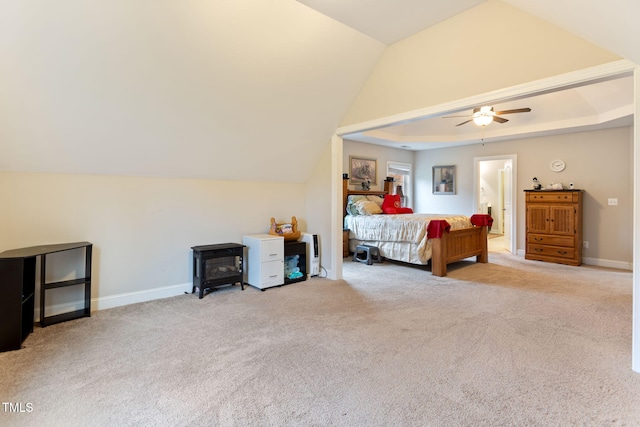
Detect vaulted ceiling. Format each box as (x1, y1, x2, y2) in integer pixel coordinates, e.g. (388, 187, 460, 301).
(298, 0, 638, 150)
(1, 1, 637, 182)
(0, 1, 385, 182)
(297, 0, 486, 45)
(298, 0, 640, 64)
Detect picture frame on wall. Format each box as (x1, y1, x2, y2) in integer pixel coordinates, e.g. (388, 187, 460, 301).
(433, 165, 456, 195)
(349, 156, 377, 186)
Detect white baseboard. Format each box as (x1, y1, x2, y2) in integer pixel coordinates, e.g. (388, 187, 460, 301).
(93, 282, 193, 311)
(582, 257, 633, 271)
(513, 250, 631, 271)
(324, 267, 336, 280)
(35, 282, 193, 320)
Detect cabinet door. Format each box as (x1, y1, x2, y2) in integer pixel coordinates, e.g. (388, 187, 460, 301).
(549, 206, 575, 235)
(527, 205, 550, 234)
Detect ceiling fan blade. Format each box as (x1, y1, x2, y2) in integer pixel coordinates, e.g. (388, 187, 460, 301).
(493, 116, 508, 124)
(494, 108, 531, 115)
(456, 119, 473, 126)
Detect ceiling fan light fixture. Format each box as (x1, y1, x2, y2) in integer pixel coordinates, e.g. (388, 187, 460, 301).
(444, 105, 529, 127)
(472, 106, 494, 127)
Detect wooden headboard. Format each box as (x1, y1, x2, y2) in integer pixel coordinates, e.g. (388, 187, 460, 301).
(343, 177, 392, 216)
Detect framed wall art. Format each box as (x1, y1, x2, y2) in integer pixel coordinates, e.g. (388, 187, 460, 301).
(433, 165, 456, 195)
(349, 156, 377, 186)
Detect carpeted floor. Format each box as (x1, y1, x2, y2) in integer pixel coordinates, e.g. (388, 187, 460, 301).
(1, 252, 639, 426)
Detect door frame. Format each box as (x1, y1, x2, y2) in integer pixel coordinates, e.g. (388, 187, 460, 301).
(474, 154, 517, 254)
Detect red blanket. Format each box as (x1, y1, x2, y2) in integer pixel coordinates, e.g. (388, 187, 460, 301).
(426, 220, 450, 238)
(427, 214, 492, 239)
(470, 214, 493, 227)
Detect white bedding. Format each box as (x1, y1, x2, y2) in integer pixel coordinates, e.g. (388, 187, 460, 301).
(344, 214, 473, 264)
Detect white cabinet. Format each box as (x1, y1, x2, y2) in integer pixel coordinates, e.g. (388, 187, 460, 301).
(242, 234, 284, 290)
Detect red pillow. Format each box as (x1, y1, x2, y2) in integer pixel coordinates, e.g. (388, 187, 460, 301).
(396, 207, 414, 214)
(382, 195, 413, 214)
(382, 194, 401, 213)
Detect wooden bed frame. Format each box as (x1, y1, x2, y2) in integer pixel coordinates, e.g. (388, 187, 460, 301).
(343, 178, 488, 277)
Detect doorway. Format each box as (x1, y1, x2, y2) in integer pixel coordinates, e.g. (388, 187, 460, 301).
(474, 155, 517, 254)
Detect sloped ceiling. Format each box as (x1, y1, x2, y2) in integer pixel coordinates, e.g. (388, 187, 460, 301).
(505, 0, 640, 66)
(296, 0, 485, 45)
(297, 0, 640, 64)
(299, 0, 637, 150)
(1, 1, 637, 182)
(0, 1, 385, 182)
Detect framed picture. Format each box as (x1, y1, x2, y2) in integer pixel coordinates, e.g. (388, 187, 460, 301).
(349, 156, 377, 186)
(433, 165, 456, 195)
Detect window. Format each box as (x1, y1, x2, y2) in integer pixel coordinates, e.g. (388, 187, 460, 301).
(386, 161, 412, 208)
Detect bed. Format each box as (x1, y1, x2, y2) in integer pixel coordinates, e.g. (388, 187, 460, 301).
(343, 178, 491, 276)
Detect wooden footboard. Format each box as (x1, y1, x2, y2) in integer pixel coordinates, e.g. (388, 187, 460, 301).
(430, 225, 488, 277)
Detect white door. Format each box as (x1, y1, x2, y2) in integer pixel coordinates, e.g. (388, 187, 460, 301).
(502, 164, 513, 252)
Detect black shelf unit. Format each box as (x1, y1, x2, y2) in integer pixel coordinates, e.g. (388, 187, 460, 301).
(39, 244, 93, 327)
(0, 257, 35, 352)
(192, 243, 245, 299)
(0, 242, 92, 352)
(284, 241, 307, 285)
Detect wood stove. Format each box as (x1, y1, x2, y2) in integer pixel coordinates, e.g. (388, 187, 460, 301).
(191, 243, 245, 299)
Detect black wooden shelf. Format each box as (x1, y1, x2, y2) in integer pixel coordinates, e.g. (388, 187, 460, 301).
(43, 309, 90, 326)
(284, 241, 307, 285)
(0, 242, 92, 352)
(43, 277, 90, 290)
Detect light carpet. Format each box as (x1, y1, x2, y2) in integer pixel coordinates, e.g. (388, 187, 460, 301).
(1, 252, 639, 426)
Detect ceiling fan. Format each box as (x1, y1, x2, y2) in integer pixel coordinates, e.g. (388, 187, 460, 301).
(443, 106, 532, 127)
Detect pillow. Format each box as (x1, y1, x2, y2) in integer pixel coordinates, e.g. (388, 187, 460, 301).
(366, 195, 384, 207)
(354, 199, 383, 215)
(382, 194, 401, 213)
(348, 195, 367, 203)
(395, 207, 414, 214)
(381, 194, 413, 214)
(383, 206, 414, 214)
(346, 195, 368, 215)
(346, 202, 359, 216)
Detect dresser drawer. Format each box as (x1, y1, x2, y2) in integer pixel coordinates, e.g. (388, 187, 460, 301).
(528, 234, 573, 247)
(526, 192, 579, 203)
(527, 244, 575, 259)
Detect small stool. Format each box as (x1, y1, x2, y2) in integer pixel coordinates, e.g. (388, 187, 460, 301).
(353, 245, 383, 265)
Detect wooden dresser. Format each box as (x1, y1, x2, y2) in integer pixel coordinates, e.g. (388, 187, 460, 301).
(524, 190, 583, 266)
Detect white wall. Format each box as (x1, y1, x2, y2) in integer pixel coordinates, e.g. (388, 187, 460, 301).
(413, 126, 633, 268)
(0, 171, 308, 311)
(304, 142, 334, 277)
